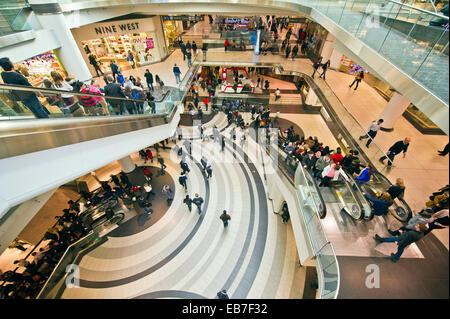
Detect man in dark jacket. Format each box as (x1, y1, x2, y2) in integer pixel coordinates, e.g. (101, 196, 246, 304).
(104, 76, 126, 115)
(379, 137, 411, 167)
(0, 57, 49, 118)
(374, 223, 428, 262)
(302, 151, 316, 171)
(220, 210, 231, 227)
(179, 172, 188, 190)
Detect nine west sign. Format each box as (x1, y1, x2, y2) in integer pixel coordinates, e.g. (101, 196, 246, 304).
(73, 17, 159, 41)
(95, 22, 141, 35)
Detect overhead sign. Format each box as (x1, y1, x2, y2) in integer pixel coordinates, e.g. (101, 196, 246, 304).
(164, 15, 204, 21)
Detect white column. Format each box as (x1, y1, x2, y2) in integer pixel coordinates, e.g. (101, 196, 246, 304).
(118, 156, 136, 173)
(378, 92, 411, 131)
(319, 33, 336, 63)
(29, 0, 92, 81)
(254, 29, 261, 55)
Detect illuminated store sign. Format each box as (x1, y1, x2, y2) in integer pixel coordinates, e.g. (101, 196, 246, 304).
(94, 22, 141, 35)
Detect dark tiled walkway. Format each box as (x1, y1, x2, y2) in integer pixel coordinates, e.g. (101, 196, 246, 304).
(109, 165, 175, 237)
(337, 233, 449, 299)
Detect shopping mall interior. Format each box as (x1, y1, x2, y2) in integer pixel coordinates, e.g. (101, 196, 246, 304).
(0, 0, 448, 302)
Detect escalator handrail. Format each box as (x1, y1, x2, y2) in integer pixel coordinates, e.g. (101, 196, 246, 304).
(347, 174, 375, 221)
(271, 138, 327, 218)
(0, 83, 170, 104)
(373, 171, 413, 220)
(335, 173, 366, 221)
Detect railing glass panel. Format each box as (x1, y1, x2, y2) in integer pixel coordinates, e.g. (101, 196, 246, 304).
(294, 163, 339, 299)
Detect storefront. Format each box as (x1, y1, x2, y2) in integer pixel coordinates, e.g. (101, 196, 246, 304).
(13, 51, 65, 87)
(71, 17, 167, 77)
(162, 19, 184, 53)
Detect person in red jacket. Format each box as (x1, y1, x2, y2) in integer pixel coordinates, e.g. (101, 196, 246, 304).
(203, 97, 210, 111)
(224, 39, 230, 52)
(330, 147, 344, 164)
(146, 149, 153, 163)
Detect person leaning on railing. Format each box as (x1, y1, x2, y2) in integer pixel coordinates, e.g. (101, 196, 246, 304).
(0, 57, 49, 118)
(104, 76, 126, 115)
(77, 81, 104, 116)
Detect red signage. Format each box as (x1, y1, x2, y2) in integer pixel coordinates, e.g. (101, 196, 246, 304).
(146, 38, 154, 49)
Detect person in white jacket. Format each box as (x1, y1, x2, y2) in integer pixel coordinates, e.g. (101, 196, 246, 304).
(319, 163, 350, 187)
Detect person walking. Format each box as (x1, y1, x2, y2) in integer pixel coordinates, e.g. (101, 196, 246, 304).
(438, 143, 449, 156)
(359, 119, 384, 148)
(157, 154, 167, 175)
(180, 41, 187, 61)
(201, 156, 208, 171)
(221, 135, 226, 152)
(186, 50, 192, 67)
(203, 97, 210, 111)
(193, 193, 204, 214)
(127, 51, 135, 68)
(217, 289, 229, 299)
(291, 44, 299, 60)
(311, 57, 322, 79)
(184, 194, 193, 212)
(162, 185, 174, 205)
(374, 223, 428, 262)
(349, 71, 364, 90)
(180, 160, 190, 175)
(173, 64, 182, 84)
(88, 54, 104, 77)
(220, 210, 231, 227)
(144, 69, 154, 91)
(0, 57, 49, 118)
(275, 88, 281, 101)
(224, 39, 230, 52)
(202, 42, 208, 61)
(285, 43, 291, 59)
(206, 165, 213, 179)
(186, 41, 192, 52)
(110, 61, 119, 81)
(192, 41, 198, 55)
(179, 172, 188, 190)
(319, 60, 330, 80)
(379, 137, 411, 167)
(142, 166, 153, 183)
(143, 183, 155, 201)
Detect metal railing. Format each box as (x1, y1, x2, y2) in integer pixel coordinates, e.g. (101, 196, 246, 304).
(294, 161, 339, 299)
(306, 0, 449, 103)
(0, 82, 171, 120)
(0, 0, 30, 36)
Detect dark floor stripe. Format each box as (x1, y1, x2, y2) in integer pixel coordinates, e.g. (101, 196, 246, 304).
(78, 155, 210, 289)
(229, 141, 269, 299)
(134, 290, 207, 299)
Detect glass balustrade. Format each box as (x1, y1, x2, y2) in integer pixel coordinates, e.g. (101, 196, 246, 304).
(0, 0, 29, 36)
(294, 162, 339, 299)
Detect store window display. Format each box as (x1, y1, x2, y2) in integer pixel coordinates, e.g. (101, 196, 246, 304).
(163, 20, 183, 53)
(81, 32, 160, 74)
(13, 51, 65, 87)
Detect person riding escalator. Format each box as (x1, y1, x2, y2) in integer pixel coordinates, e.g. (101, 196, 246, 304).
(362, 192, 393, 216)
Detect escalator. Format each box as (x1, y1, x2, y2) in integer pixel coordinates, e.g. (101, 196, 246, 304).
(355, 171, 413, 222)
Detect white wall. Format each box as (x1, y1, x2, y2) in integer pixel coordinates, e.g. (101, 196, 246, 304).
(0, 107, 181, 220)
(0, 29, 60, 63)
(0, 189, 56, 256)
